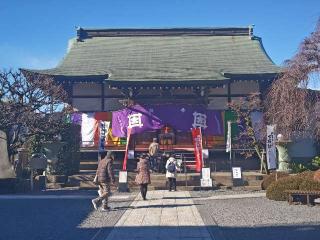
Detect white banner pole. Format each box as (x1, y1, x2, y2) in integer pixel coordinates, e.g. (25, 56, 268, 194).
(266, 125, 277, 169)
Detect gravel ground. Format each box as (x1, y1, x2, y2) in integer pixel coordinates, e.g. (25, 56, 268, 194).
(191, 189, 266, 198)
(191, 191, 320, 240)
(0, 191, 136, 240)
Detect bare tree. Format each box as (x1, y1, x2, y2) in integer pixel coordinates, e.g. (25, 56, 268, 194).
(229, 93, 268, 173)
(0, 70, 71, 162)
(265, 19, 320, 140)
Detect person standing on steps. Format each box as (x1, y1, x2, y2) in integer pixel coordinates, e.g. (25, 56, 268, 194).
(135, 153, 151, 200)
(92, 151, 116, 211)
(165, 155, 179, 191)
(148, 138, 159, 172)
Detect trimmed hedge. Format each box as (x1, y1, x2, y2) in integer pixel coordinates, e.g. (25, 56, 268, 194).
(299, 179, 320, 191)
(266, 171, 319, 201)
(313, 169, 320, 182)
(261, 172, 289, 190)
(266, 176, 303, 201)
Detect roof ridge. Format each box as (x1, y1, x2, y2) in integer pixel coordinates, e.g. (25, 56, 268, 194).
(76, 26, 253, 40)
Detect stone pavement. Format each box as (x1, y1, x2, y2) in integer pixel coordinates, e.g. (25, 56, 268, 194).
(106, 190, 212, 240)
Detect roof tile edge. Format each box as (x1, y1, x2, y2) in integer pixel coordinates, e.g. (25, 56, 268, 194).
(76, 27, 252, 40)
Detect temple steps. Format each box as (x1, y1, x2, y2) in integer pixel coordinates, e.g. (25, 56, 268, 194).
(65, 171, 266, 191)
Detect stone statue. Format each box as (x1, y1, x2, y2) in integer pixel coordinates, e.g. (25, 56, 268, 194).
(0, 130, 15, 179)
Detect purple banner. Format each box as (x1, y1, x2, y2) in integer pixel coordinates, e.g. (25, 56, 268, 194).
(112, 104, 223, 137)
(71, 112, 82, 125)
(112, 105, 163, 137)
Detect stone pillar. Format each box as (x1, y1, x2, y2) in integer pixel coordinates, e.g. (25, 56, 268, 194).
(276, 142, 292, 172)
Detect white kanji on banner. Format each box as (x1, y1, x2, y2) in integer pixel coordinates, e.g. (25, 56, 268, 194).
(128, 113, 143, 128)
(266, 125, 277, 169)
(192, 112, 208, 129)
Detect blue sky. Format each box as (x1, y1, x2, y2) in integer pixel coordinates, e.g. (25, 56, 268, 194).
(0, 0, 319, 88)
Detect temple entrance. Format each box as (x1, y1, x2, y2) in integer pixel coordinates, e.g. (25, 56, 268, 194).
(158, 125, 175, 150)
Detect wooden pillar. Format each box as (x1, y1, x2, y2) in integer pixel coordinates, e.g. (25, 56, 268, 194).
(227, 80, 231, 108)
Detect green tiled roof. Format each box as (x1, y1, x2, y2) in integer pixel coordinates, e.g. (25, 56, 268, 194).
(24, 27, 280, 82)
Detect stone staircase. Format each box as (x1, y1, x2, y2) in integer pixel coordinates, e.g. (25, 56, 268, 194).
(65, 151, 266, 191)
(67, 171, 265, 191)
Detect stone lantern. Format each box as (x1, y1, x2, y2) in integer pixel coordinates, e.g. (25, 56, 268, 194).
(276, 134, 292, 172)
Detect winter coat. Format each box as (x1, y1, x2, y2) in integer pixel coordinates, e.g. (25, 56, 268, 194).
(148, 142, 159, 156)
(165, 157, 179, 178)
(135, 158, 151, 185)
(96, 158, 115, 183)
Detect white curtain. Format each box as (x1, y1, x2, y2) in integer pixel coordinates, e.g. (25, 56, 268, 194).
(81, 113, 97, 147)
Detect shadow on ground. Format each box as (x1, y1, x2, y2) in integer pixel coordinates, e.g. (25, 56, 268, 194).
(0, 196, 319, 240)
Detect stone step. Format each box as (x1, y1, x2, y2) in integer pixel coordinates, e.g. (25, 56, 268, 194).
(47, 183, 66, 189)
(79, 162, 122, 171)
(79, 170, 97, 175)
(79, 161, 98, 170)
(65, 171, 265, 190)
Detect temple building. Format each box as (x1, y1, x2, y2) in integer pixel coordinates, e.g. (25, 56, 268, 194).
(24, 26, 280, 170)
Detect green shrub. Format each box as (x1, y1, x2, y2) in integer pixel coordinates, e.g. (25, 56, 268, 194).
(291, 162, 309, 173)
(312, 156, 320, 170)
(266, 171, 318, 201)
(261, 172, 289, 190)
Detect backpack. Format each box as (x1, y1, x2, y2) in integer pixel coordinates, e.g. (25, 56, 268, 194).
(167, 161, 176, 173)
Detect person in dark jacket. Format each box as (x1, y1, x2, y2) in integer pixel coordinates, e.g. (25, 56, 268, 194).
(135, 154, 151, 200)
(92, 151, 115, 211)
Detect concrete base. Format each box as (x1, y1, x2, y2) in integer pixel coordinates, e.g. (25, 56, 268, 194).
(34, 175, 46, 191)
(232, 178, 244, 187)
(118, 182, 129, 192)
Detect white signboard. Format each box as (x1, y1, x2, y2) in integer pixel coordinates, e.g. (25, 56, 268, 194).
(201, 178, 212, 187)
(118, 171, 128, 183)
(202, 168, 211, 180)
(266, 125, 277, 169)
(201, 167, 212, 187)
(232, 167, 242, 179)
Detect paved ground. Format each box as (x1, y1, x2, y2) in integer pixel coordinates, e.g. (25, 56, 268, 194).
(192, 190, 320, 240)
(106, 190, 211, 240)
(0, 190, 136, 240)
(1, 189, 320, 240)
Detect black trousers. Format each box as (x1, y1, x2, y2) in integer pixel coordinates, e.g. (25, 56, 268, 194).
(168, 177, 176, 191)
(140, 183, 148, 200)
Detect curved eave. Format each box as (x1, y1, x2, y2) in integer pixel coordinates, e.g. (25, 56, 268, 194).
(20, 68, 108, 83)
(21, 68, 279, 86)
